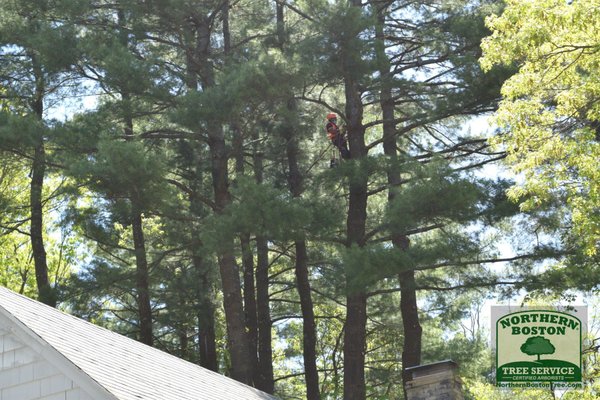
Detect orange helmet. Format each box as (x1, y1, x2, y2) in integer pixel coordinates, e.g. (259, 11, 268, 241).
(326, 113, 337, 120)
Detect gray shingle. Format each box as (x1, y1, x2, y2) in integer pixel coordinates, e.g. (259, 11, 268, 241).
(0, 287, 278, 400)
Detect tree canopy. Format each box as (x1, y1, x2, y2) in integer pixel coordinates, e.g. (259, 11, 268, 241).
(0, 1, 598, 399)
(481, 0, 600, 258)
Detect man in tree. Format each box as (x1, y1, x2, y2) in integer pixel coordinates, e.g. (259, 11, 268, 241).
(325, 113, 350, 167)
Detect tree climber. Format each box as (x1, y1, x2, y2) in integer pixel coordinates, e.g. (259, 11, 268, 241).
(325, 113, 350, 167)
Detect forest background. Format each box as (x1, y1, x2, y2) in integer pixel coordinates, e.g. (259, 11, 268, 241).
(0, 0, 598, 399)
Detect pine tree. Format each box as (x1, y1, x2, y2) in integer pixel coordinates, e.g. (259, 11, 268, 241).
(295, 1, 517, 397)
(53, 0, 179, 346)
(2, 1, 587, 398)
(0, 0, 83, 306)
(144, 0, 255, 383)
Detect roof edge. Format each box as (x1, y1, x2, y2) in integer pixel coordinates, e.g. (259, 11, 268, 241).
(0, 294, 119, 400)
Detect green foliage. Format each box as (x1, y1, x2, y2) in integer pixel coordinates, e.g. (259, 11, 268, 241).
(0, 234, 37, 296)
(3, 0, 596, 397)
(0, 1, 80, 73)
(0, 111, 48, 150)
(386, 161, 482, 233)
(71, 138, 169, 212)
(0, 153, 76, 296)
(199, 177, 340, 253)
(0, 0, 82, 108)
(481, 0, 600, 256)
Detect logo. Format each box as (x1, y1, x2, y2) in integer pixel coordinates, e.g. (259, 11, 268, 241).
(492, 307, 585, 389)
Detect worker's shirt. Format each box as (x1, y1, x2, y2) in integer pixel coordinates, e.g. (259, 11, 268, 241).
(326, 121, 340, 141)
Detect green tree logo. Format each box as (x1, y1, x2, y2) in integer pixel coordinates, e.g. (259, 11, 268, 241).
(520, 336, 556, 361)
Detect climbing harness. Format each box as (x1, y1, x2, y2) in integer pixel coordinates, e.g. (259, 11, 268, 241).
(330, 148, 340, 168)
(329, 128, 347, 168)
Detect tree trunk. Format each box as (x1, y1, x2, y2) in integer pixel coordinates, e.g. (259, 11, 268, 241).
(232, 122, 260, 382)
(294, 240, 320, 399)
(241, 234, 259, 381)
(124, 116, 153, 347)
(284, 100, 320, 400)
(276, 2, 285, 48)
(399, 271, 422, 377)
(180, 11, 252, 382)
(255, 236, 274, 393)
(29, 54, 54, 308)
(344, 292, 367, 400)
(218, 255, 251, 383)
(345, 175, 369, 398)
(206, 113, 252, 384)
(179, 327, 189, 359)
(131, 206, 153, 346)
(180, 13, 219, 372)
(343, 46, 369, 400)
(208, 127, 252, 384)
(375, 8, 423, 395)
(191, 244, 218, 371)
(252, 132, 274, 393)
(124, 106, 153, 347)
(193, 13, 252, 384)
(30, 142, 54, 307)
(273, 0, 320, 391)
(116, 8, 154, 347)
(222, 0, 231, 54)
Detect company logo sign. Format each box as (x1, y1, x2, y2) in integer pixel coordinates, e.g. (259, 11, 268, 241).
(492, 307, 585, 389)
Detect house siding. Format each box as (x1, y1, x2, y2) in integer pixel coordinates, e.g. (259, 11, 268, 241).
(0, 287, 277, 400)
(0, 329, 94, 400)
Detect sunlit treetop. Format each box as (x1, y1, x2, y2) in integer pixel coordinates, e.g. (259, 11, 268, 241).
(480, 0, 600, 256)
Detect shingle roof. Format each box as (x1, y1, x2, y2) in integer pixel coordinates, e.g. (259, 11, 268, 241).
(0, 286, 278, 400)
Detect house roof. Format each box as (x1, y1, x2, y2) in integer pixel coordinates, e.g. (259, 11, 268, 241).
(0, 286, 278, 400)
